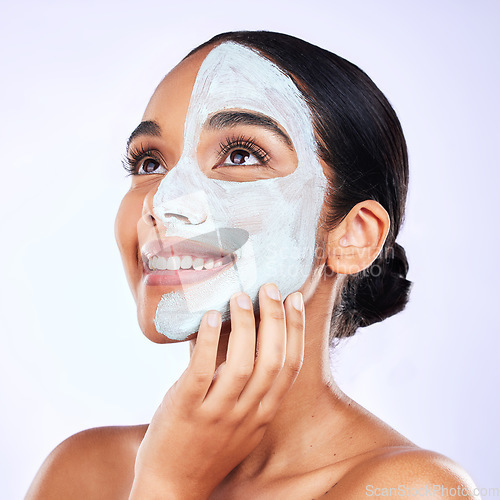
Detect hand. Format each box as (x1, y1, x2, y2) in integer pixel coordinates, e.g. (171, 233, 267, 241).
(129, 283, 305, 500)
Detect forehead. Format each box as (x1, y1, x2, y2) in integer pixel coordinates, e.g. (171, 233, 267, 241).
(184, 42, 311, 140)
(140, 41, 316, 162)
(193, 43, 298, 107)
(143, 42, 289, 122)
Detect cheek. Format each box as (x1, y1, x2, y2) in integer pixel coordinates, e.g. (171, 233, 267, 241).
(115, 191, 143, 273)
(115, 195, 134, 248)
(221, 181, 297, 238)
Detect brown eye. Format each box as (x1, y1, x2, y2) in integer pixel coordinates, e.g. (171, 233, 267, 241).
(139, 158, 166, 175)
(216, 138, 268, 169)
(229, 150, 250, 165)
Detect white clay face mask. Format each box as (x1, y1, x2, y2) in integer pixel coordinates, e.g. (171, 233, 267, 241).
(149, 42, 328, 340)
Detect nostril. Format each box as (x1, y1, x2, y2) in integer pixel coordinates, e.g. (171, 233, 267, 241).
(142, 213, 156, 227)
(163, 212, 191, 224)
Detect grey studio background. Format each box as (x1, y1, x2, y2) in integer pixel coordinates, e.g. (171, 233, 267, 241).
(0, 1, 498, 497)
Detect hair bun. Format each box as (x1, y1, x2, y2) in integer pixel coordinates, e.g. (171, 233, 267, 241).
(355, 242, 412, 327)
(335, 243, 412, 338)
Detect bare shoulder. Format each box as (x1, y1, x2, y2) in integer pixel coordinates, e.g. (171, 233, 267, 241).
(321, 447, 479, 499)
(26, 424, 148, 499)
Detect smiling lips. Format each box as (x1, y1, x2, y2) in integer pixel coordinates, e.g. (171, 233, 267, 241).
(141, 237, 235, 286)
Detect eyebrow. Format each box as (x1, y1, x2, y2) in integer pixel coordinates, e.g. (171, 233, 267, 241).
(126, 120, 162, 150)
(206, 111, 293, 149)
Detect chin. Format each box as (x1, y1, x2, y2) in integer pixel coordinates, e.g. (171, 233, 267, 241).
(135, 291, 198, 343)
(137, 306, 198, 344)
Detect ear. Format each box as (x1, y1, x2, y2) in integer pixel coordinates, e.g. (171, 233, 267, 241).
(326, 200, 390, 275)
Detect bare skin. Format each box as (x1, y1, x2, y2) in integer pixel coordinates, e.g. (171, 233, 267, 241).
(26, 44, 478, 499)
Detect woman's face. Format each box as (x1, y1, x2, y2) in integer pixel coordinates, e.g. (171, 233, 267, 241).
(115, 42, 328, 343)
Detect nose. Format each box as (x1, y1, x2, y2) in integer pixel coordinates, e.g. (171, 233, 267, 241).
(143, 154, 212, 231)
(142, 187, 209, 228)
(154, 196, 208, 226)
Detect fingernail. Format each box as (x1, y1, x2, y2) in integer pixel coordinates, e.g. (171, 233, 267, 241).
(207, 311, 220, 327)
(292, 292, 303, 311)
(236, 293, 252, 310)
(265, 284, 281, 301)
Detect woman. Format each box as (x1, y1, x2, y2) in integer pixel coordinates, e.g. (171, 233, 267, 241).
(27, 31, 478, 499)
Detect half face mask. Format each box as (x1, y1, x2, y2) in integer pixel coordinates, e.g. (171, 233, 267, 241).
(142, 42, 328, 340)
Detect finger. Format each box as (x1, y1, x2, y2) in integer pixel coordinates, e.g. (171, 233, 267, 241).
(178, 310, 221, 406)
(260, 292, 304, 415)
(204, 292, 256, 405)
(235, 283, 286, 409)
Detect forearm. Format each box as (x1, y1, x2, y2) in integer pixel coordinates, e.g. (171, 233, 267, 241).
(129, 473, 211, 500)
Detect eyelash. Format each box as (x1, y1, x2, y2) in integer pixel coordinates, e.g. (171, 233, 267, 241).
(216, 135, 271, 167)
(122, 144, 166, 176)
(122, 135, 271, 176)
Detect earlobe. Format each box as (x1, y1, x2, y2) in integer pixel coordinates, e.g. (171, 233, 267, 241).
(326, 200, 390, 275)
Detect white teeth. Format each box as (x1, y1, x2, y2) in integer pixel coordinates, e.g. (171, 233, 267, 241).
(166, 255, 181, 271)
(192, 258, 204, 271)
(147, 254, 230, 271)
(180, 255, 193, 269)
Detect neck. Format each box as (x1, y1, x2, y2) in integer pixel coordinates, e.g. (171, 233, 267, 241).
(188, 277, 353, 481)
